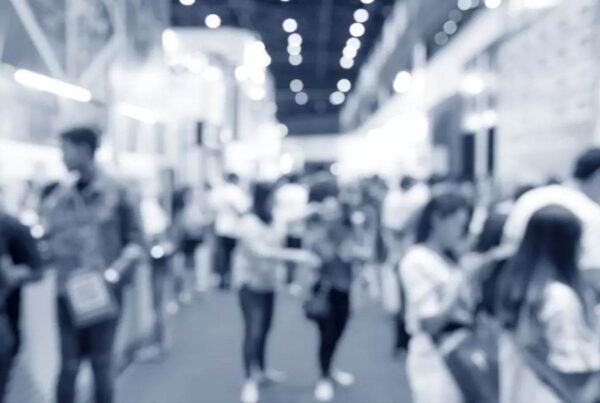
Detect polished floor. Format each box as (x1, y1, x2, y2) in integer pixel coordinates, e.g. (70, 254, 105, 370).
(117, 290, 411, 403)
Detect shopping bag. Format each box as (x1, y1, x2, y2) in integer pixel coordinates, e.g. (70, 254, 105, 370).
(64, 269, 119, 328)
(303, 282, 331, 321)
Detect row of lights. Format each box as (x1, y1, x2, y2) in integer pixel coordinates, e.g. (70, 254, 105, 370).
(284, 17, 306, 105)
(434, 0, 502, 47)
(177, 0, 222, 29)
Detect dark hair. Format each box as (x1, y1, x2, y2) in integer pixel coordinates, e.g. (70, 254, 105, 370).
(475, 212, 508, 253)
(309, 179, 339, 203)
(513, 184, 536, 202)
(400, 176, 416, 191)
(60, 127, 100, 155)
(574, 148, 600, 181)
(415, 191, 468, 244)
(252, 182, 273, 224)
(226, 173, 239, 184)
(496, 205, 585, 329)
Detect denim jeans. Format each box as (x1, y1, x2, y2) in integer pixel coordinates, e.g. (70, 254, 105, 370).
(239, 286, 275, 378)
(56, 297, 119, 403)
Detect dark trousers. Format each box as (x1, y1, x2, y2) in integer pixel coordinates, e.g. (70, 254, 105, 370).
(285, 236, 302, 284)
(317, 289, 350, 378)
(0, 313, 15, 403)
(0, 289, 23, 402)
(56, 297, 119, 403)
(239, 286, 275, 378)
(216, 236, 237, 289)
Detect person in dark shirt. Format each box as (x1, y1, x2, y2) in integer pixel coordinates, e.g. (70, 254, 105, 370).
(0, 211, 43, 402)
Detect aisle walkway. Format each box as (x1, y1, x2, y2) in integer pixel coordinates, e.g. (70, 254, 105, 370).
(117, 291, 411, 403)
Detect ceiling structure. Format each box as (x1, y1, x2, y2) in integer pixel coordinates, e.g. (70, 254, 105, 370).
(170, 0, 396, 135)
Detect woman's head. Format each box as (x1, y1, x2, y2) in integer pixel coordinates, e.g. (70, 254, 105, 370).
(497, 205, 583, 328)
(415, 191, 470, 250)
(252, 182, 274, 224)
(475, 212, 508, 253)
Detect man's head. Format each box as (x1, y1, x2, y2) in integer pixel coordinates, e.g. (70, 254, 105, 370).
(574, 148, 600, 204)
(225, 173, 239, 185)
(59, 127, 99, 173)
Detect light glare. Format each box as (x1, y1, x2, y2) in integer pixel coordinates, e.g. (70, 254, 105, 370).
(14, 69, 92, 102)
(337, 79, 352, 93)
(349, 22, 365, 37)
(283, 18, 298, 32)
(205, 14, 221, 29)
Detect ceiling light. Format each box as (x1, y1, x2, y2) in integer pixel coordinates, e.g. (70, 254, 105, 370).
(361, 0, 374, 4)
(343, 46, 357, 59)
(279, 124, 289, 137)
(434, 32, 449, 46)
(283, 18, 298, 33)
(295, 92, 308, 105)
(287, 44, 301, 55)
(179, 0, 195, 5)
(457, 0, 472, 10)
(289, 54, 303, 66)
(288, 33, 303, 46)
(449, 10, 463, 22)
(205, 14, 221, 29)
(354, 8, 369, 23)
(281, 0, 290, 2)
(485, 0, 502, 8)
(234, 66, 249, 81)
(349, 22, 365, 37)
(393, 71, 412, 93)
(290, 79, 304, 92)
(443, 21, 458, 35)
(340, 57, 354, 69)
(14, 69, 92, 102)
(329, 91, 345, 106)
(337, 79, 352, 93)
(346, 37, 361, 50)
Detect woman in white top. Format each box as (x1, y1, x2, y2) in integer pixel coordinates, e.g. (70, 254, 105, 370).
(496, 205, 600, 403)
(400, 191, 474, 403)
(236, 182, 319, 403)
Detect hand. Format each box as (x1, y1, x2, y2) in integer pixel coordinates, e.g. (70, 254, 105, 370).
(296, 251, 321, 268)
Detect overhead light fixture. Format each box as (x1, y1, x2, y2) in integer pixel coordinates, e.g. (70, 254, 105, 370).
(287, 44, 302, 55)
(290, 79, 304, 92)
(361, 0, 374, 4)
(288, 33, 303, 46)
(281, 0, 290, 2)
(349, 22, 365, 37)
(354, 8, 369, 23)
(449, 10, 463, 22)
(443, 21, 458, 35)
(329, 91, 345, 106)
(457, 0, 472, 10)
(346, 37, 361, 50)
(337, 79, 352, 93)
(179, 0, 195, 5)
(485, 0, 502, 8)
(343, 46, 357, 59)
(283, 18, 298, 33)
(14, 69, 92, 102)
(434, 32, 449, 46)
(393, 71, 412, 94)
(289, 54, 303, 66)
(205, 14, 221, 29)
(279, 124, 289, 137)
(295, 92, 308, 105)
(340, 57, 354, 69)
(118, 103, 157, 124)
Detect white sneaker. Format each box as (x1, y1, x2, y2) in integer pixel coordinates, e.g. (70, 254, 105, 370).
(259, 369, 287, 385)
(332, 370, 355, 387)
(314, 379, 335, 402)
(240, 380, 259, 403)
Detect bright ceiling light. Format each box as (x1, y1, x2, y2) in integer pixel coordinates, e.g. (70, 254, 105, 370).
(457, 0, 472, 10)
(340, 57, 354, 69)
(279, 124, 289, 137)
(443, 21, 458, 35)
(354, 8, 369, 23)
(287, 44, 301, 55)
(349, 22, 365, 37)
(234, 66, 249, 81)
(289, 54, 303, 66)
(393, 71, 412, 94)
(288, 33, 303, 46)
(290, 79, 304, 92)
(434, 32, 449, 46)
(283, 18, 298, 33)
(14, 69, 92, 102)
(343, 46, 357, 59)
(485, 0, 502, 8)
(295, 92, 308, 105)
(329, 91, 345, 106)
(162, 29, 179, 52)
(205, 14, 221, 29)
(346, 37, 361, 50)
(337, 79, 352, 93)
(361, 0, 374, 4)
(449, 10, 463, 22)
(179, 0, 195, 5)
(118, 103, 157, 124)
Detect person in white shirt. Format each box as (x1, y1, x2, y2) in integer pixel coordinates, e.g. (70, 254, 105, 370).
(210, 174, 251, 289)
(503, 148, 600, 289)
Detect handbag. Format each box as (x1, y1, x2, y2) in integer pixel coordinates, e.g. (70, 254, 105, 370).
(64, 269, 119, 328)
(303, 282, 331, 321)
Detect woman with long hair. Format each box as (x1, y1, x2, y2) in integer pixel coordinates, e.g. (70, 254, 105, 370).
(235, 182, 319, 403)
(496, 205, 600, 402)
(399, 191, 474, 403)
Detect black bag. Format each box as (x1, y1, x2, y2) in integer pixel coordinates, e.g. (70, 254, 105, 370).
(303, 282, 331, 321)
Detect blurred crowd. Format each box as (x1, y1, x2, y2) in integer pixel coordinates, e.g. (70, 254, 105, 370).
(1, 126, 600, 403)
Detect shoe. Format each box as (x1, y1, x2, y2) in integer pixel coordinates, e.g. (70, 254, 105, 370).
(314, 379, 335, 402)
(332, 370, 355, 387)
(258, 369, 286, 385)
(240, 380, 259, 403)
